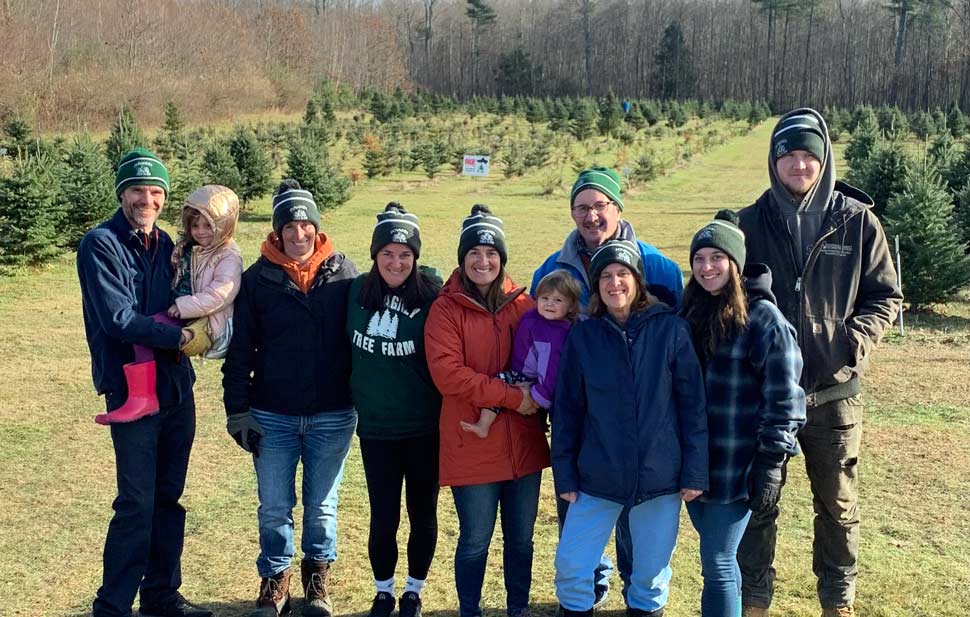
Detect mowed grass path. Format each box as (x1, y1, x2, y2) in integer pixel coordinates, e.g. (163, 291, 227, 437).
(1, 121, 968, 617)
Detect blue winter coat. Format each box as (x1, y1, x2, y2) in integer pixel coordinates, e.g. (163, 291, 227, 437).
(530, 221, 685, 312)
(77, 208, 194, 409)
(552, 304, 709, 506)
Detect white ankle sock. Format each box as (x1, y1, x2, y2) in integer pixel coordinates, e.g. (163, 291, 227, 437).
(404, 576, 426, 596)
(375, 577, 395, 595)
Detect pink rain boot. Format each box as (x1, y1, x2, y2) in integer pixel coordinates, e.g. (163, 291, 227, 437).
(94, 358, 160, 425)
(94, 313, 180, 425)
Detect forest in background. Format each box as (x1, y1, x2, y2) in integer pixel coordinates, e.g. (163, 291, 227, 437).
(2, 0, 970, 130)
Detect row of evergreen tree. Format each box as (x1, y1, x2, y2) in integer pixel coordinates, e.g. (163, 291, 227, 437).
(843, 110, 970, 308)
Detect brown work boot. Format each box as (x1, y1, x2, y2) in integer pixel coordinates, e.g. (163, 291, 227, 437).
(821, 608, 855, 617)
(741, 607, 769, 617)
(253, 570, 291, 617)
(301, 559, 333, 617)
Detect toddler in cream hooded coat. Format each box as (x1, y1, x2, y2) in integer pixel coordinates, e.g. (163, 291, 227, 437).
(168, 185, 243, 358)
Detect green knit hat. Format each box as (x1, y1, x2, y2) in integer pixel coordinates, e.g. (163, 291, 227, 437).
(589, 239, 643, 283)
(114, 148, 170, 200)
(689, 209, 746, 270)
(570, 167, 625, 211)
(771, 113, 826, 162)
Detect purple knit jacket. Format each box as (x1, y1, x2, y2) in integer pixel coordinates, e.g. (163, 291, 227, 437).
(510, 308, 573, 409)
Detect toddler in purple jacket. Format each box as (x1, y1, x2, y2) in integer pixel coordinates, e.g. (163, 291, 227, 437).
(460, 270, 581, 438)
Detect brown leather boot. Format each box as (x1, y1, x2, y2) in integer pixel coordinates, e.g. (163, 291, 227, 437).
(821, 608, 855, 617)
(301, 559, 333, 617)
(252, 570, 291, 617)
(741, 607, 769, 617)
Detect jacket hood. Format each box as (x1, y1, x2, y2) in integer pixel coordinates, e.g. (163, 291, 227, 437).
(742, 263, 777, 305)
(768, 108, 836, 214)
(184, 185, 239, 250)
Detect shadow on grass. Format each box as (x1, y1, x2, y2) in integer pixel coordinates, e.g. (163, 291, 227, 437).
(903, 308, 970, 332)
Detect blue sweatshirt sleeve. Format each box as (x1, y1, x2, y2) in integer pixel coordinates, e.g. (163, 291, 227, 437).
(551, 330, 586, 496)
(671, 320, 709, 491)
(77, 232, 181, 350)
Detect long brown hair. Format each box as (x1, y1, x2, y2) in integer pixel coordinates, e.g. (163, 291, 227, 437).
(588, 267, 660, 318)
(681, 261, 749, 364)
(357, 261, 441, 312)
(460, 265, 509, 313)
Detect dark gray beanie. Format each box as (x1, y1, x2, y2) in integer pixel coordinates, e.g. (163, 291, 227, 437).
(689, 209, 747, 270)
(371, 202, 421, 258)
(589, 239, 644, 283)
(771, 113, 826, 162)
(458, 204, 507, 265)
(272, 179, 320, 238)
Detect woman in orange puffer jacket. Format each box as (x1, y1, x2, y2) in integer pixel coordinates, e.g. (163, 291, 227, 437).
(425, 205, 550, 617)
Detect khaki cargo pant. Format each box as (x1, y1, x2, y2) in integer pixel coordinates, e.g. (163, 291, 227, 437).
(737, 394, 863, 610)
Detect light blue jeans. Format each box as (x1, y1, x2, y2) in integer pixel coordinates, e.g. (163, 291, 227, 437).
(555, 492, 681, 612)
(251, 408, 357, 577)
(687, 500, 751, 617)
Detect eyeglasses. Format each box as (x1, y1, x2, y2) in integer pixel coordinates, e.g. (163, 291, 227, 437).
(571, 201, 613, 218)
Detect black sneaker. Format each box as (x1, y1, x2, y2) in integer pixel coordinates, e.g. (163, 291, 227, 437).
(592, 586, 609, 610)
(139, 594, 213, 617)
(398, 592, 422, 617)
(368, 592, 395, 617)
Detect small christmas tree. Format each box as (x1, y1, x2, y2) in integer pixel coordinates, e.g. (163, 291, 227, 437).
(105, 107, 147, 170)
(228, 127, 273, 204)
(202, 141, 245, 197)
(286, 138, 350, 211)
(0, 154, 66, 269)
(885, 168, 970, 307)
(60, 136, 115, 249)
(845, 141, 910, 219)
(844, 117, 880, 174)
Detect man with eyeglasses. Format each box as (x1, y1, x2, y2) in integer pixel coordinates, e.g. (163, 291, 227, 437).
(531, 167, 684, 610)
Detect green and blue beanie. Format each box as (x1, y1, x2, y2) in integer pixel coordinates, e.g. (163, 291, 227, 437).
(114, 148, 170, 200)
(570, 167, 625, 211)
(689, 209, 747, 270)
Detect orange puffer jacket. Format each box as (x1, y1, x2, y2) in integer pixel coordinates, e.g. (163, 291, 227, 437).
(425, 269, 550, 487)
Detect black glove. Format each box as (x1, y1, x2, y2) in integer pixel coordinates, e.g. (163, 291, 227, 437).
(746, 452, 787, 514)
(227, 411, 263, 457)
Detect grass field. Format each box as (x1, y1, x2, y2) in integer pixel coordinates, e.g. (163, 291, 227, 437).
(1, 120, 968, 617)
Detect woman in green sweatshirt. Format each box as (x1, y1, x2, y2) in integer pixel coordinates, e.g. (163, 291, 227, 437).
(346, 203, 443, 617)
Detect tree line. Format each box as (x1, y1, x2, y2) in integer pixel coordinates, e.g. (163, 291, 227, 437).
(1, 0, 969, 130)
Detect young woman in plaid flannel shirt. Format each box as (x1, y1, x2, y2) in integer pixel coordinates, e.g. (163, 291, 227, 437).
(681, 210, 807, 617)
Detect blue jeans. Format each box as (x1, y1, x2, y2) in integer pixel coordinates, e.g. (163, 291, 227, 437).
(451, 472, 542, 617)
(93, 395, 196, 617)
(555, 492, 681, 612)
(251, 408, 356, 577)
(556, 496, 632, 598)
(687, 500, 751, 617)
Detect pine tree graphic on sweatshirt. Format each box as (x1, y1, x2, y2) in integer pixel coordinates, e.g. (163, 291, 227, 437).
(365, 309, 400, 339)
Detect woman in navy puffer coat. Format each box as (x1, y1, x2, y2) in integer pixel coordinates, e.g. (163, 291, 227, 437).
(552, 239, 708, 617)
